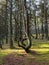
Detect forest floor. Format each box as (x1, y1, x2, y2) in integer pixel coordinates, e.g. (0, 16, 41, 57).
(0, 39, 49, 65)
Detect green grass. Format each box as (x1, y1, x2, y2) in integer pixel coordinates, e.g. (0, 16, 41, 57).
(32, 39, 49, 49)
(0, 39, 49, 63)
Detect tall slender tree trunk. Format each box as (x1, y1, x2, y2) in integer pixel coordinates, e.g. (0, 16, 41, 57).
(41, 21, 44, 39)
(10, 0, 13, 48)
(0, 40, 2, 49)
(5, 0, 8, 44)
(44, 0, 48, 38)
(33, 10, 38, 39)
(41, 0, 44, 39)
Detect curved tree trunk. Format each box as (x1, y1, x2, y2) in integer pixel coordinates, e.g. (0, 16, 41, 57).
(17, 0, 32, 53)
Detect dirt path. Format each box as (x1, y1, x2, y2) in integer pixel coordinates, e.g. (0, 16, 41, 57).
(0, 53, 49, 65)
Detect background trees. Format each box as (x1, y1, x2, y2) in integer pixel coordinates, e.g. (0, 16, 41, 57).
(0, 0, 49, 51)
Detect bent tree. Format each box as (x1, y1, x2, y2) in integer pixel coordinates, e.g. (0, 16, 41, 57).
(15, 0, 32, 53)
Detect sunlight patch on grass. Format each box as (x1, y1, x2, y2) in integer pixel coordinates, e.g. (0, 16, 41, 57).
(0, 48, 49, 57)
(40, 44, 49, 48)
(0, 49, 25, 54)
(31, 49, 49, 54)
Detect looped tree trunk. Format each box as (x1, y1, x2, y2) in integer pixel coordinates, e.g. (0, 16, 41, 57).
(18, 36, 32, 53)
(16, 0, 32, 53)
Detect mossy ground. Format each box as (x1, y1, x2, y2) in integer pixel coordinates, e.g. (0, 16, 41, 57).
(0, 39, 49, 64)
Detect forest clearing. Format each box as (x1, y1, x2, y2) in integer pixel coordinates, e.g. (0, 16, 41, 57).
(0, 0, 49, 65)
